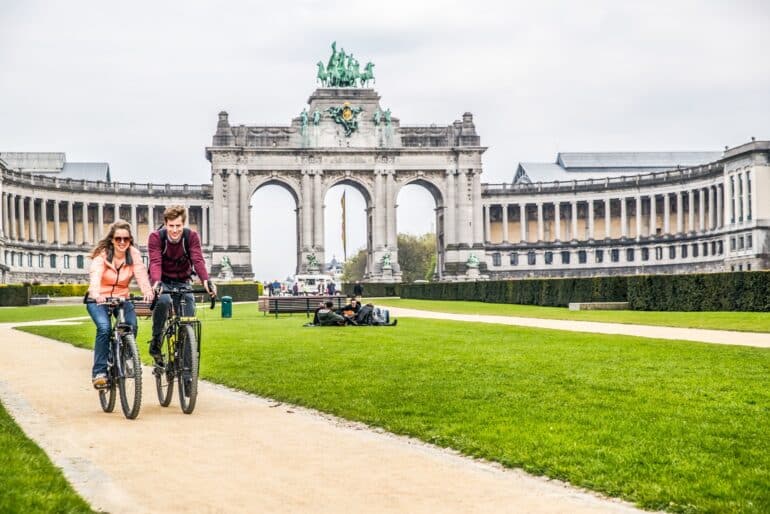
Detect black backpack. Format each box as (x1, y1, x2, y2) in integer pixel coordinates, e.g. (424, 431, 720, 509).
(158, 227, 193, 273)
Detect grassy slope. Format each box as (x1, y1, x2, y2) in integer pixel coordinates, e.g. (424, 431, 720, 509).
(18, 307, 770, 513)
(374, 298, 770, 333)
(0, 304, 88, 323)
(0, 401, 95, 514)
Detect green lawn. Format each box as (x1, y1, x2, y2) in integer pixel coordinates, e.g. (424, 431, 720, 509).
(17, 305, 770, 513)
(374, 298, 770, 333)
(0, 401, 95, 514)
(0, 304, 88, 323)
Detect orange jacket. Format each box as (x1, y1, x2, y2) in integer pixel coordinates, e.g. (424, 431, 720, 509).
(88, 246, 153, 300)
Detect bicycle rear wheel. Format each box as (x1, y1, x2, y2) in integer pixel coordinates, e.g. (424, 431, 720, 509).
(154, 331, 175, 407)
(177, 324, 199, 414)
(98, 374, 116, 413)
(118, 334, 142, 419)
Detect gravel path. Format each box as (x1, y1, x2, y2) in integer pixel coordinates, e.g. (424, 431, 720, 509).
(0, 321, 649, 514)
(387, 307, 770, 347)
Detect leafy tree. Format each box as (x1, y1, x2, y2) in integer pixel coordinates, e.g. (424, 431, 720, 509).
(342, 248, 367, 282)
(342, 233, 436, 283)
(397, 233, 436, 283)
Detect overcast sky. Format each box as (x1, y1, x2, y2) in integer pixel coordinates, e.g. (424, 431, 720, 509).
(2, 0, 769, 280)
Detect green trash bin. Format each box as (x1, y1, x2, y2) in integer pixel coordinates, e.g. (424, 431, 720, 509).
(221, 296, 233, 318)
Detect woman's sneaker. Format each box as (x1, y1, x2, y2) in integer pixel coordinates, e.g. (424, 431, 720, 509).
(92, 373, 108, 389)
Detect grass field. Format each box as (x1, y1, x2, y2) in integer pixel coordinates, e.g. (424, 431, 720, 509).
(374, 298, 770, 333)
(17, 304, 770, 513)
(0, 401, 95, 514)
(0, 304, 88, 323)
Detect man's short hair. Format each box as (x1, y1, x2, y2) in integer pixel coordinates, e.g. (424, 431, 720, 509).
(325, 301, 334, 308)
(163, 205, 187, 223)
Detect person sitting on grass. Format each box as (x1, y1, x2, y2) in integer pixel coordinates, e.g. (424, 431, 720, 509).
(317, 301, 346, 326)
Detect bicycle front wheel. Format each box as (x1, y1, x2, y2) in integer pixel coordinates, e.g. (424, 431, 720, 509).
(177, 324, 199, 414)
(99, 375, 116, 413)
(118, 334, 142, 419)
(155, 331, 174, 407)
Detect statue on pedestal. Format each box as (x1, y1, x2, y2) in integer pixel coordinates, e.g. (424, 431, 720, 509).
(381, 252, 392, 270)
(219, 255, 234, 281)
(466, 254, 480, 268)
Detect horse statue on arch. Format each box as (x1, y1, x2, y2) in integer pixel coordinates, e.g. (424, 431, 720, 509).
(316, 61, 328, 86)
(359, 62, 375, 87)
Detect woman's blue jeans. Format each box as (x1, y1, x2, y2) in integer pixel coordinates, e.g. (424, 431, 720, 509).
(87, 302, 137, 377)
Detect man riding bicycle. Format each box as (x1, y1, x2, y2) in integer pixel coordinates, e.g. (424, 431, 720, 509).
(148, 205, 216, 366)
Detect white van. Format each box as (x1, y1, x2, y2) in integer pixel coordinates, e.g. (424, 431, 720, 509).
(293, 274, 336, 294)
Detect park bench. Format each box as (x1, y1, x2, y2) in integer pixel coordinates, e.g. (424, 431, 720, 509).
(29, 295, 50, 305)
(258, 295, 346, 318)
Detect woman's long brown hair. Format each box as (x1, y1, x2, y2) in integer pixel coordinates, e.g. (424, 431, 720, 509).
(90, 219, 135, 261)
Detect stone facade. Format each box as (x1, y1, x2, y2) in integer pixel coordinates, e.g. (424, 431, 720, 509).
(1, 86, 768, 284)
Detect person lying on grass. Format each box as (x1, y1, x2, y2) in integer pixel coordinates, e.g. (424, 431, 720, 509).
(306, 301, 397, 327)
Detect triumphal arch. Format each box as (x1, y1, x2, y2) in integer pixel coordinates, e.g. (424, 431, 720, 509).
(206, 43, 486, 282)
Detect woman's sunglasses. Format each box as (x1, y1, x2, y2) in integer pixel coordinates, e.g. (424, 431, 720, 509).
(113, 237, 132, 244)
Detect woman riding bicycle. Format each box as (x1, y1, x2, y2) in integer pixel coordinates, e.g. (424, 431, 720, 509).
(87, 220, 153, 388)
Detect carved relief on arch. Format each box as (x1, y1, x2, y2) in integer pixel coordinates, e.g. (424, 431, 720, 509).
(249, 173, 301, 205)
(322, 172, 374, 204)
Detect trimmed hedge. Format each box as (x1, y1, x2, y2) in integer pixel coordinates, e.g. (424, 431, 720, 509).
(0, 285, 31, 307)
(628, 272, 770, 311)
(31, 284, 89, 297)
(400, 276, 628, 307)
(216, 282, 263, 302)
(345, 271, 769, 311)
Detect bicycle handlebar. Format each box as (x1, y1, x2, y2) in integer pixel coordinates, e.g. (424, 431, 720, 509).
(149, 286, 217, 311)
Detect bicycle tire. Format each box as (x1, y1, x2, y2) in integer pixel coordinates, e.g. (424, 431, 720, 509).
(155, 331, 175, 407)
(118, 334, 142, 419)
(177, 324, 199, 414)
(98, 376, 116, 413)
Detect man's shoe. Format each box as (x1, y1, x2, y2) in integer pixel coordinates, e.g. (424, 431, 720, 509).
(92, 373, 108, 389)
(148, 339, 164, 367)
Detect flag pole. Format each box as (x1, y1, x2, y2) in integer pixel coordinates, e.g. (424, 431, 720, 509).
(341, 190, 347, 261)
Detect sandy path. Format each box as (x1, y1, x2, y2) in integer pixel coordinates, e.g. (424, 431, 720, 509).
(386, 307, 770, 347)
(0, 322, 648, 514)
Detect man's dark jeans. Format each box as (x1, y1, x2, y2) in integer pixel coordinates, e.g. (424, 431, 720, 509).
(152, 280, 195, 343)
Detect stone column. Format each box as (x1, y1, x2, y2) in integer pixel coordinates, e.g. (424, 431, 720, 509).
(634, 196, 642, 239)
(571, 201, 578, 240)
(536, 202, 544, 241)
(18, 195, 26, 241)
(227, 171, 239, 247)
(620, 197, 627, 238)
(456, 170, 471, 245)
(131, 204, 137, 232)
(484, 205, 491, 243)
(313, 170, 324, 251)
(40, 198, 48, 244)
(114, 202, 120, 223)
(67, 200, 74, 243)
(698, 188, 705, 232)
(386, 170, 397, 248)
(471, 170, 484, 245)
(0, 192, 6, 239)
(676, 192, 683, 234)
(501, 203, 509, 243)
(741, 173, 750, 223)
(53, 200, 60, 244)
(372, 169, 385, 250)
(97, 203, 104, 236)
(554, 202, 561, 241)
(519, 203, 526, 242)
(649, 194, 656, 237)
(708, 186, 716, 230)
(688, 190, 695, 232)
(239, 171, 250, 247)
(663, 193, 670, 235)
(604, 198, 611, 239)
(443, 169, 456, 247)
(587, 200, 594, 240)
(201, 206, 209, 245)
(82, 202, 89, 244)
(29, 197, 37, 242)
(300, 170, 312, 251)
(716, 185, 725, 228)
(147, 204, 154, 237)
(211, 170, 223, 247)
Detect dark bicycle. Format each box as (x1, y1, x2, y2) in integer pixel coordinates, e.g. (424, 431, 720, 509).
(86, 297, 143, 420)
(151, 285, 215, 414)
